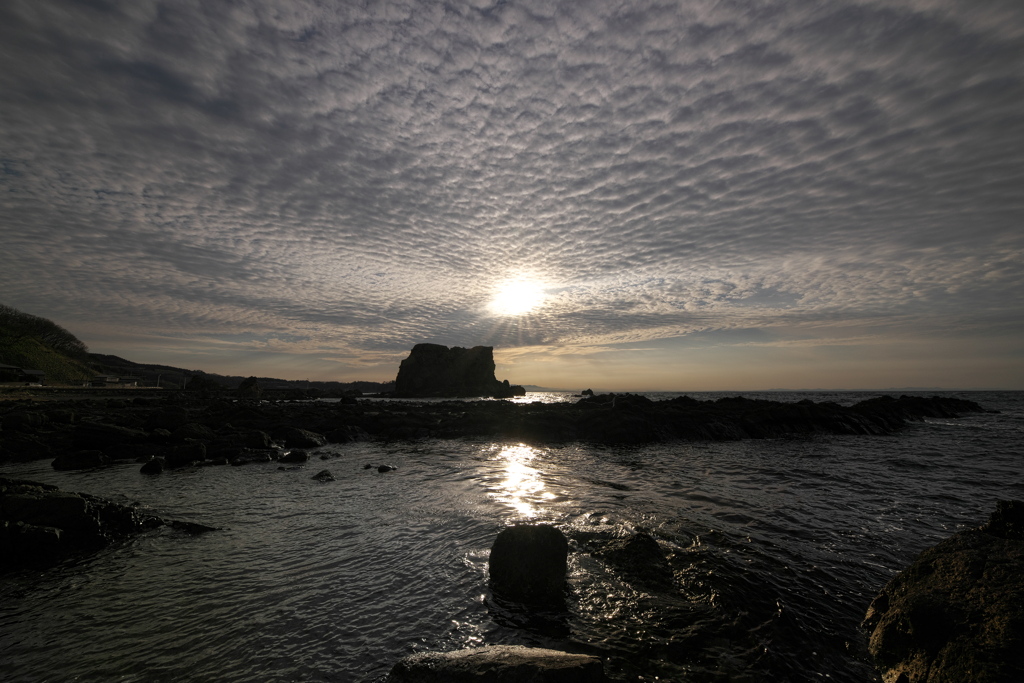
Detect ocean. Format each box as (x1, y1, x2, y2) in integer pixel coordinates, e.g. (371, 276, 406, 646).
(2, 390, 1022, 682)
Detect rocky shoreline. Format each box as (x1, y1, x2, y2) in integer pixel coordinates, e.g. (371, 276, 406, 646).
(0, 393, 993, 470)
(1, 392, 1016, 681)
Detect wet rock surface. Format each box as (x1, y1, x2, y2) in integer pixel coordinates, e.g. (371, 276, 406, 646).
(863, 500, 1024, 683)
(387, 645, 604, 682)
(1, 476, 217, 570)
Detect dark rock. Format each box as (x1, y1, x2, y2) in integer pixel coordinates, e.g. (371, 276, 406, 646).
(325, 425, 369, 443)
(167, 519, 218, 534)
(863, 499, 1024, 682)
(143, 406, 189, 431)
(312, 469, 335, 482)
(581, 388, 594, 396)
(1, 434, 52, 461)
(1, 477, 219, 569)
(237, 376, 262, 399)
(149, 427, 172, 442)
(277, 427, 327, 448)
(171, 422, 216, 442)
(393, 343, 517, 398)
(982, 499, 1024, 540)
(139, 457, 164, 475)
(598, 532, 674, 588)
(2, 411, 49, 432)
(239, 429, 272, 449)
(280, 449, 309, 464)
(165, 441, 207, 469)
(0, 477, 157, 569)
(363, 463, 373, 469)
(72, 422, 147, 451)
(52, 450, 111, 471)
(377, 464, 397, 473)
(230, 449, 276, 466)
(387, 645, 603, 682)
(489, 524, 568, 605)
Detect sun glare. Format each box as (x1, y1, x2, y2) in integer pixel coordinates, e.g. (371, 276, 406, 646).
(489, 278, 546, 316)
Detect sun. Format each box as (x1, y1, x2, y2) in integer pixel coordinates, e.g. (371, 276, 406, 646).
(489, 278, 546, 316)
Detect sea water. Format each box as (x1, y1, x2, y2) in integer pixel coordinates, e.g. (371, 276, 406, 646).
(1, 391, 1022, 682)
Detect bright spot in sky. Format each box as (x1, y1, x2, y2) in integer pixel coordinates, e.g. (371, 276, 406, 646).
(489, 278, 546, 316)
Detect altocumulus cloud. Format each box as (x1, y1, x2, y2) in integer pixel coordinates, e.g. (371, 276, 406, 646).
(1, 0, 1022, 386)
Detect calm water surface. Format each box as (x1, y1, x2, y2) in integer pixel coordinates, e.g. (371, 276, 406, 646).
(2, 391, 1022, 682)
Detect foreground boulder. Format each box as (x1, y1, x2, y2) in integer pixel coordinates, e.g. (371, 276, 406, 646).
(489, 524, 568, 605)
(1, 476, 216, 570)
(388, 645, 603, 682)
(863, 500, 1024, 682)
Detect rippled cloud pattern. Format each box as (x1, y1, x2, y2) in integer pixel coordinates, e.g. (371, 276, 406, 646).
(1, 0, 1022, 387)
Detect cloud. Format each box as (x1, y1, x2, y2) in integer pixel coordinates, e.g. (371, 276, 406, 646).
(1, 0, 1022, 385)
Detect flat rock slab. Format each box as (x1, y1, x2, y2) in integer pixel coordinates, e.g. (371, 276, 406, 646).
(388, 645, 604, 682)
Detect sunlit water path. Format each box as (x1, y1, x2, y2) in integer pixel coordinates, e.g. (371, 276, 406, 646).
(2, 391, 1022, 681)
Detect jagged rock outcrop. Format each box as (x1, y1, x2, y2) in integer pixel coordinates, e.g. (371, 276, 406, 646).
(388, 645, 603, 682)
(393, 344, 525, 398)
(862, 500, 1024, 682)
(1, 477, 217, 570)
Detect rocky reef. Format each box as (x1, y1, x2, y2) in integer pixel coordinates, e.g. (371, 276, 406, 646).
(863, 500, 1024, 682)
(0, 393, 993, 470)
(393, 343, 526, 398)
(1, 476, 216, 570)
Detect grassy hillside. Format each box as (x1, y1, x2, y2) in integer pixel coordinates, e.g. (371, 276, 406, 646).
(1, 303, 394, 393)
(0, 335, 96, 384)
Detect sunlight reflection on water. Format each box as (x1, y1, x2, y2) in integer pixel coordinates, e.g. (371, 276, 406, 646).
(485, 443, 556, 518)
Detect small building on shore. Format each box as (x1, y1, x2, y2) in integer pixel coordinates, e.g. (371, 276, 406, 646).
(0, 363, 46, 385)
(90, 375, 142, 388)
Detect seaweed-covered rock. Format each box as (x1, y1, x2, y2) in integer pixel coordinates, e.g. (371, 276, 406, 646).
(863, 500, 1024, 682)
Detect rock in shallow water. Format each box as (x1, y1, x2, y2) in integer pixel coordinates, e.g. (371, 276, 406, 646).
(387, 645, 603, 682)
(311, 469, 335, 482)
(597, 531, 674, 589)
(0, 476, 216, 570)
(862, 499, 1024, 682)
(489, 524, 568, 606)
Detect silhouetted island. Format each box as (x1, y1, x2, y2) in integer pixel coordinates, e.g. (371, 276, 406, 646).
(392, 343, 526, 398)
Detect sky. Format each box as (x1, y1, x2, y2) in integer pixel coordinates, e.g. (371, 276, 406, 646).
(1, 0, 1023, 391)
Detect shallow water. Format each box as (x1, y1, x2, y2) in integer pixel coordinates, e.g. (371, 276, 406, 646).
(2, 391, 1022, 682)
